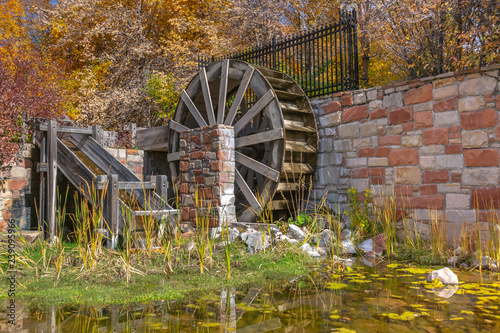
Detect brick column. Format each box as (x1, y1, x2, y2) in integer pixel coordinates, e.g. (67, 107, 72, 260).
(179, 125, 236, 228)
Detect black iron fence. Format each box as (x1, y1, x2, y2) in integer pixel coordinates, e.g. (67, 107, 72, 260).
(198, 9, 359, 98)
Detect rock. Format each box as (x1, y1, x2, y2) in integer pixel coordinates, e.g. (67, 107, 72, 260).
(435, 285, 459, 298)
(287, 224, 307, 241)
(307, 250, 321, 257)
(340, 239, 356, 254)
(228, 228, 240, 243)
(275, 235, 291, 243)
(240, 228, 256, 242)
(318, 229, 335, 247)
(246, 232, 271, 253)
(341, 229, 352, 239)
(427, 267, 459, 285)
(358, 238, 374, 253)
(373, 233, 386, 255)
(360, 258, 375, 267)
(316, 247, 329, 256)
(270, 227, 281, 235)
(473, 255, 499, 270)
(300, 243, 313, 252)
(447, 256, 458, 265)
(288, 239, 299, 244)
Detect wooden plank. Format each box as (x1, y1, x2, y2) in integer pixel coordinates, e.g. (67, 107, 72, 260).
(235, 169, 262, 212)
(137, 125, 169, 151)
(38, 133, 46, 235)
(181, 90, 207, 128)
(235, 151, 280, 182)
(168, 120, 189, 133)
(105, 174, 118, 249)
(277, 182, 300, 192)
(224, 67, 255, 126)
(285, 141, 317, 153)
(96, 181, 156, 191)
(38, 124, 93, 135)
(167, 151, 181, 162)
(47, 120, 57, 240)
(92, 125, 103, 145)
(283, 162, 314, 174)
(57, 139, 95, 200)
(217, 59, 229, 124)
(155, 175, 169, 201)
(200, 67, 216, 125)
(235, 128, 283, 147)
(270, 200, 288, 210)
(234, 90, 275, 135)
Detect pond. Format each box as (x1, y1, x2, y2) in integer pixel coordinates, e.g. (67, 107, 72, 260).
(2, 260, 500, 332)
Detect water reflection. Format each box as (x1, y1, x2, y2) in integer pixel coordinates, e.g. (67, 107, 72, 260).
(2, 262, 500, 332)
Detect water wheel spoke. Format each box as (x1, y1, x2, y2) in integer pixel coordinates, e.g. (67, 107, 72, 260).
(181, 90, 207, 128)
(168, 120, 189, 133)
(199, 67, 216, 125)
(235, 129, 284, 148)
(225, 67, 255, 126)
(217, 59, 229, 124)
(235, 169, 262, 212)
(235, 151, 279, 182)
(234, 90, 275, 135)
(246, 169, 255, 188)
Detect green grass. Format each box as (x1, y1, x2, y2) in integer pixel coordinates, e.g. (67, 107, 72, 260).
(0, 239, 313, 311)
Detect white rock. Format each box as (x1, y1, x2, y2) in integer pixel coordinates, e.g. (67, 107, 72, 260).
(358, 238, 374, 253)
(340, 239, 356, 254)
(288, 239, 299, 244)
(246, 232, 271, 253)
(316, 247, 329, 256)
(300, 243, 313, 252)
(427, 267, 459, 285)
(318, 229, 335, 247)
(307, 250, 321, 257)
(435, 285, 459, 298)
(341, 229, 352, 239)
(287, 224, 307, 241)
(473, 256, 499, 270)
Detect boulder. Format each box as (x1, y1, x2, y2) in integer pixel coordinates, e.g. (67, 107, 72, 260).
(300, 243, 313, 252)
(341, 228, 352, 239)
(473, 255, 499, 270)
(246, 232, 271, 253)
(340, 239, 356, 255)
(358, 238, 374, 253)
(317, 229, 335, 247)
(307, 249, 321, 257)
(287, 224, 307, 241)
(427, 267, 459, 285)
(228, 228, 240, 243)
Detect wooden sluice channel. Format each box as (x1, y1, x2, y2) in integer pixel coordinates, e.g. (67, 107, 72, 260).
(35, 120, 177, 249)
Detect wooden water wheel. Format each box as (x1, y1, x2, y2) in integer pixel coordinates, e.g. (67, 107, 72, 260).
(168, 60, 318, 222)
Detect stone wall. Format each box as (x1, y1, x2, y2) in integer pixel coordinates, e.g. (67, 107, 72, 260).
(178, 125, 236, 228)
(312, 65, 500, 240)
(0, 144, 144, 231)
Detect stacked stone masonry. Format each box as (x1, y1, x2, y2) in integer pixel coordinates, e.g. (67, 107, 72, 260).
(312, 65, 500, 241)
(178, 125, 236, 227)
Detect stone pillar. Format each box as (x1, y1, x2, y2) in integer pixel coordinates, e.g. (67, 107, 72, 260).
(179, 125, 236, 228)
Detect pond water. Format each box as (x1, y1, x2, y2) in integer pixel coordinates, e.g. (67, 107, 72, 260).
(2, 260, 500, 332)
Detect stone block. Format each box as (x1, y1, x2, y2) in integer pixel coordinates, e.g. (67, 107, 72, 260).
(423, 127, 448, 145)
(388, 107, 412, 124)
(471, 187, 500, 209)
(396, 167, 420, 184)
(445, 210, 476, 223)
(435, 154, 463, 169)
(10, 167, 27, 178)
(351, 179, 370, 192)
(460, 109, 498, 130)
(433, 77, 456, 88)
(459, 76, 497, 95)
(369, 99, 383, 110)
(414, 111, 433, 128)
(402, 136, 422, 147)
(420, 156, 436, 169)
(464, 149, 499, 166)
(462, 168, 500, 186)
(319, 112, 342, 128)
(422, 170, 449, 183)
(353, 138, 371, 149)
(353, 92, 367, 105)
(369, 108, 386, 120)
(420, 145, 445, 155)
(321, 100, 341, 114)
(458, 96, 485, 112)
(334, 140, 351, 152)
(413, 101, 433, 112)
(404, 84, 432, 105)
(366, 89, 378, 101)
(434, 97, 457, 112)
(388, 148, 419, 166)
(437, 183, 461, 193)
(368, 157, 389, 167)
(343, 105, 368, 123)
(383, 124, 403, 136)
(446, 194, 470, 210)
(434, 111, 459, 127)
(379, 136, 401, 146)
(383, 92, 403, 108)
(435, 85, 458, 100)
(359, 122, 378, 137)
(346, 157, 367, 168)
(338, 123, 359, 138)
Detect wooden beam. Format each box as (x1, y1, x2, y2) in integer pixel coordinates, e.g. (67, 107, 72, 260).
(217, 59, 229, 124)
(38, 132, 46, 235)
(47, 120, 57, 240)
(224, 67, 255, 126)
(167, 151, 181, 162)
(137, 125, 169, 151)
(235, 128, 283, 147)
(105, 174, 118, 249)
(200, 67, 216, 125)
(38, 124, 93, 135)
(235, 151, 280, 182)
(92, 125, 103, 145)
(181, 90, 207, 128)
(233, 90, 275, 135)
(235, 169, 262, 212)
(168, 120, 189, 133)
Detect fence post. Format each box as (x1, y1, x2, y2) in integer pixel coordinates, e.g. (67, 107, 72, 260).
(272, 37, 277, 69)
(352, 9, 359, 89)
(105, 174, 119, 249)
(47, 119, 57, 241)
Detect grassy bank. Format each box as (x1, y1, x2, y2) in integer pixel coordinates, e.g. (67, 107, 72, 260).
(0, 238, 313, 310)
